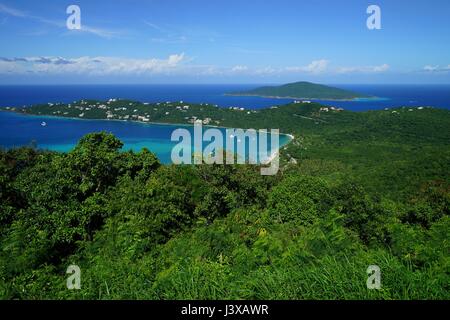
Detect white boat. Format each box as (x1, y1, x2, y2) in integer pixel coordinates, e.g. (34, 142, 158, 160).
(41, 121, 47, 127)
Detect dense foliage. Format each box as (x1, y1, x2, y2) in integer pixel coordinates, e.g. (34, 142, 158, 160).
(228, 81, 369, 99)
(0, 102, 449, 299)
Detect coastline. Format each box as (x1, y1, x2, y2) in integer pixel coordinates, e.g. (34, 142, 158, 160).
(224, 93, 380, 102)
(0, 109, 294, 149)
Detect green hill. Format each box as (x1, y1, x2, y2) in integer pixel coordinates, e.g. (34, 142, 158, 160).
(228, 81, 371, 100)
(1, 99, 449, 300)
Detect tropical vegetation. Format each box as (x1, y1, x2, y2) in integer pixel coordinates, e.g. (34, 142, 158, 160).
(0, 101, 449, 299)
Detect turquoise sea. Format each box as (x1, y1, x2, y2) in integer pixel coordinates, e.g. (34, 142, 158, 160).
(1, 84, 450, 163)
(0, 111, 290, 164)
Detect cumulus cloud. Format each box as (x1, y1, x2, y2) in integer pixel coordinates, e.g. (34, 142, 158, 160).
(298, 60, 329, 74)
(253, 66, 277, 75)
(0, 54, 186, 75)
(337, 64, 390, 74)
(284, 60, 329, 74)
(372, 64, 390, 72)
(0, 55, 394, 79)
(423, 65, 450, 73)
(0, 57, 28, 62)
(231, 65, 249, 73)
(254, 60, 389, 76)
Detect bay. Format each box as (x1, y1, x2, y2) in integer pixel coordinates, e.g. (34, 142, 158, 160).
(1, 83, 449, 163)
(0, 111, 290, 164)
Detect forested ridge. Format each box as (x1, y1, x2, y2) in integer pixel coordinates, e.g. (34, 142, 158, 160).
(0, 102, 449, 299)
(227, 81, 370, 99)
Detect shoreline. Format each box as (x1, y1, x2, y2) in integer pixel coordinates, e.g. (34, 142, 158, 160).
(0, 109, 294, 149)
(224, 93, 381, 102)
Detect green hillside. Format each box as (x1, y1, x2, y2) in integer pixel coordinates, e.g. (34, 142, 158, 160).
(228, 81, 371, 100)
(0, 101, 449, 300)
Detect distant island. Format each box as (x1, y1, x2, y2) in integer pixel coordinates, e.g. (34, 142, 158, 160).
(226, 81, 372, 100)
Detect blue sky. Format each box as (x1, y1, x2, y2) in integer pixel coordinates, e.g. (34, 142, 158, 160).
(0, 0, 449, 84)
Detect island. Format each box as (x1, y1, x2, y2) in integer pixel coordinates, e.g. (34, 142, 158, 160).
(226, 81, 372, 100)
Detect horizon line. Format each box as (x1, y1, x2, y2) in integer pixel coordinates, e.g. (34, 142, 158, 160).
(1, 82, 450, 86)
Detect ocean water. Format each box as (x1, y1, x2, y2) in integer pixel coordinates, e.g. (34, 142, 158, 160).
(0, 84, 449, 162)
(317, 84, 450, 111)
(0, 84, 449, 111)
(0, 111, 290, 164)
(0, 84, 293, 110)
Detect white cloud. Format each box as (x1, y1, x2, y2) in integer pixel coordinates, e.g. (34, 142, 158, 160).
(301, 59, 329, 74)
(372, 64, 390, 72)
(253, 60, 388, 76)
(167, 53, 185, 65)
(285, 60, 329, 74)
(424, 65, 439, 72)
(0, 54, 186, 75)
(423, 65, 450, 73)
(337, 63, 390, 74)
(0, 60, 24, 73)
(253, 66, 277, 75)
(231, 65, 249, 73)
